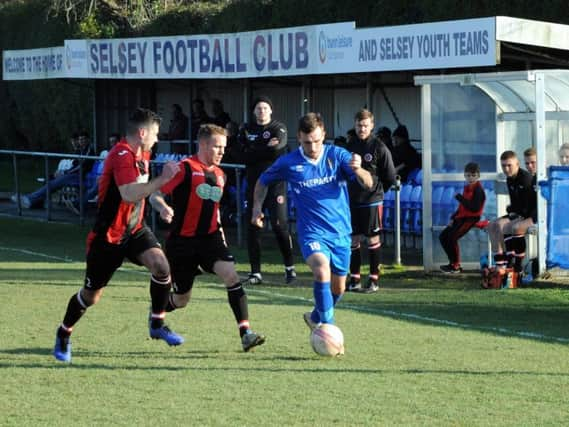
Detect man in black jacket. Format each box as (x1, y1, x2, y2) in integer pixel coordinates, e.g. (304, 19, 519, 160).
(238, 96, 295, 285)
(346, 109, 396, 293)
(488, 150, 537, 272)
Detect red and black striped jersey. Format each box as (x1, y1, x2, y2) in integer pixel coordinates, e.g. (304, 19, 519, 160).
(161, 155, 226, 237)
(91, 140, 150, 244)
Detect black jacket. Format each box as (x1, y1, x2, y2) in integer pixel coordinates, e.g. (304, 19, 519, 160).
(346, 135, 396, 205)
(506, 168, 537, 222)
(237, 119, 288, 186)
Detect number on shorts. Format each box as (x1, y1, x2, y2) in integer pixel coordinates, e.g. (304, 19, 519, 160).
(308, 241, 321, 251)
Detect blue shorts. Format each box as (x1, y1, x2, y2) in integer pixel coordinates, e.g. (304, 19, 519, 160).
(299, 234, 351, 276)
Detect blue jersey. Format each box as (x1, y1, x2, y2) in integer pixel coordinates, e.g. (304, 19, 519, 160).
(260, 144, 356, 240)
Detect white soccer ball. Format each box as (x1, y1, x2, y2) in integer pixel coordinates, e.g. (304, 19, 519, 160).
(310, 323, 345, 357)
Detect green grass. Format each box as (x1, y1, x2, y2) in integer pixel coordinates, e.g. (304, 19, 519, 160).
(1, 217, 569, 426)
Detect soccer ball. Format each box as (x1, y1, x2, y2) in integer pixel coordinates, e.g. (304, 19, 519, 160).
(310, 323, 344, 357)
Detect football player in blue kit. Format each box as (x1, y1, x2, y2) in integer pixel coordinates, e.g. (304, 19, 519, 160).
(251, 113, 373, 330)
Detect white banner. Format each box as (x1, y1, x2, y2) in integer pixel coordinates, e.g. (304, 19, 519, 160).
(3, 18, 497, 81)
(66, 22, 354, 79)
(318, 17, 496, 73)
(3, 47, 65, 80)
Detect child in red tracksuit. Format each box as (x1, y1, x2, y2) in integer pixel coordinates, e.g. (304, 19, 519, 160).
(439, 162, 486, 273)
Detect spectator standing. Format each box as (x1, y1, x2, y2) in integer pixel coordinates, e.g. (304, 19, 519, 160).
(392, 125, 421, 182)
(167, 104, 189, 140)
(166, 104, 189, 155)
(439, 162, 486, 273)
(190, 99, 210, 151)
(211, 99, 232, 128)
(238, 96, 296, 284)
(376, 126, 394, 153)
(345, 109, 396, 293)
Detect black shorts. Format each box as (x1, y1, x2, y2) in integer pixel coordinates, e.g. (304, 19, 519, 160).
(84, 226, 161, 290)
(165, 230, 235, 294)
(246, 181, 288, 226)
(351, 204, 383, 237)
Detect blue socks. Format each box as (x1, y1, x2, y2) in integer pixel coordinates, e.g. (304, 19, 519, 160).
(311, 281, 343, 324)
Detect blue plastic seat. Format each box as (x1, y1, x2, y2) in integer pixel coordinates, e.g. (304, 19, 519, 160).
(409, 185, 423, 234)
(382, 188, 395, 231)
(432, 184, 445, 226)
(407, 168, 419, 184)
(400, 184, 413, 232)
(414, 169, 423, 185)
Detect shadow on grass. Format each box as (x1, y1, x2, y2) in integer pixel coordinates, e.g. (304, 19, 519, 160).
(239, 280, 569, 344)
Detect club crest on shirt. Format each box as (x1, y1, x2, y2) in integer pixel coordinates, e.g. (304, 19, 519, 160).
(196, 183, 222, 202)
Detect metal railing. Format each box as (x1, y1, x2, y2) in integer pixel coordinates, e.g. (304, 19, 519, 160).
(0, 149, 405, 263)
(0, 149, 247, 244)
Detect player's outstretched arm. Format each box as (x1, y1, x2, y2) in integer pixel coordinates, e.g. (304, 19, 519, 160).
(251, 179, 268, 228)
(119, 161, 180, 203)
(149, 191, 174, 224)
(350, 153, 373, 190)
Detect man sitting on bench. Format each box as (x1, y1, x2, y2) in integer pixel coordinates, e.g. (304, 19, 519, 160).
(487, 150, 537, 274)
(12, 131, 94, 212)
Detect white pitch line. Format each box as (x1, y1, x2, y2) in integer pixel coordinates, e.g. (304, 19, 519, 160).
(2, 246, 568, 344)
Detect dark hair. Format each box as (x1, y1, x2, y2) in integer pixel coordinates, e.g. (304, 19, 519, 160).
(354, 108, 374, 122)
(253, 95, 273, 110)
(392, 125, 409, 140)
(464, 162, 480, 175)
(298, 113, 325, 134)
(197, 123, 227, 141)
(500, 150, 517, 161)
(126, 108, 161, 137)
(377, 126, 391, 139)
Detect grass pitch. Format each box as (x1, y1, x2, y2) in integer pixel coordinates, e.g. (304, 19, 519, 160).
(0, 217, 568, 426)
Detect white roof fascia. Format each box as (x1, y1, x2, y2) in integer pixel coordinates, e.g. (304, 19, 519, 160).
(496, 16, 569, 50)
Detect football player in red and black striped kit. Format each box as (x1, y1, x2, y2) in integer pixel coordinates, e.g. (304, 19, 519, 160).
(53, 108, 184, 363)
(439, 162, 486, 273)
(150, 124, 265, 352)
